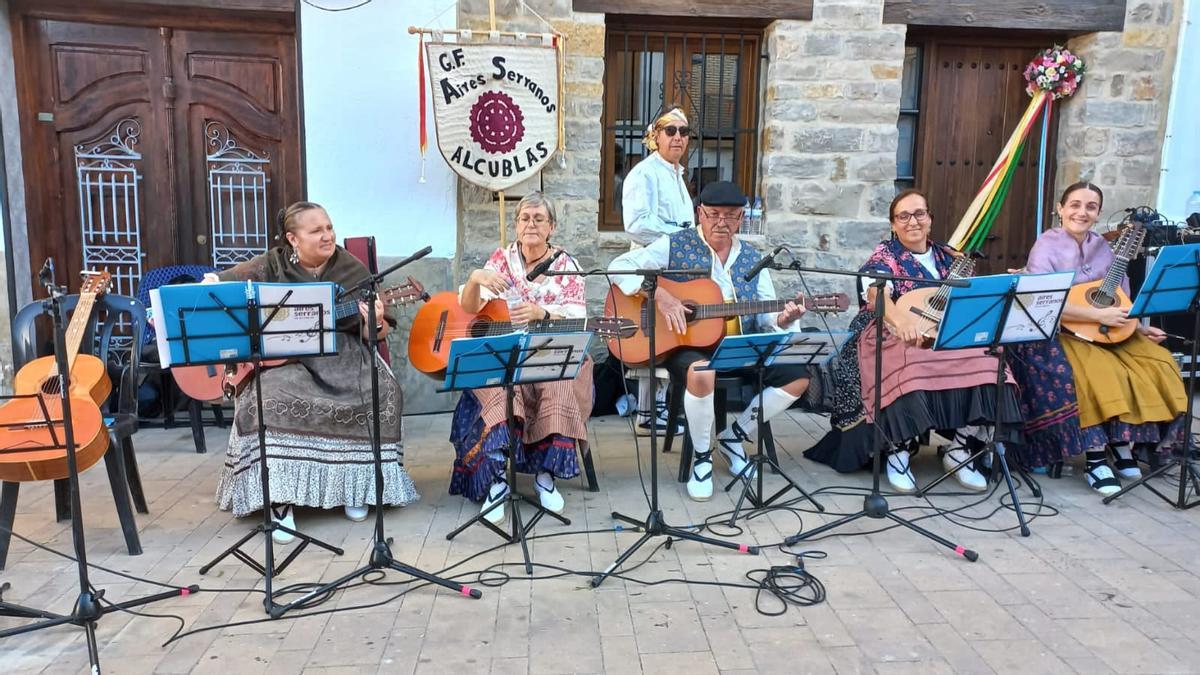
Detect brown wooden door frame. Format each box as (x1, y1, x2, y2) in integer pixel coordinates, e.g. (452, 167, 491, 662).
(8, 0, 300, 291)
(910, 30, 1064, 272)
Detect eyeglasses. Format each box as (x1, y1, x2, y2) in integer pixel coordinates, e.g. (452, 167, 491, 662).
(701, 208, 744, 225)
(893, 209, 931, 224)
(660, 125, 691, 137)
(517, 216, 551, 226)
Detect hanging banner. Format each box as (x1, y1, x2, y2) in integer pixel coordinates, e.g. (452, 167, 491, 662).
(425, 41, 560, 191)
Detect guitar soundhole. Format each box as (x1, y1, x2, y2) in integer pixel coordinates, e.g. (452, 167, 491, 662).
(39, 378, 63, 395)
(682, 302, 698, 323)
(1086, 288, 1115, 308)
(469, 319, 490, 338)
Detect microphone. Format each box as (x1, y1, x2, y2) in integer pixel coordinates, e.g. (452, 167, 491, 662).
(743, 246, 787, 282)
(527, 249, 564, 281)
(396, 245, 433, 268)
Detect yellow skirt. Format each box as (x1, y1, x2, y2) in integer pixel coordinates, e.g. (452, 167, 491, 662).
(1059, 332, 1187, 429)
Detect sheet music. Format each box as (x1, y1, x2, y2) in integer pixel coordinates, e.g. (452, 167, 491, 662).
(703, 331, 850, 371)
(255, 282, 338, 357)
(1001, 272, 1073, 342)
(149, 288, 171, 367)
(516, 332, 593, 382)
(152, 281, 253, 366)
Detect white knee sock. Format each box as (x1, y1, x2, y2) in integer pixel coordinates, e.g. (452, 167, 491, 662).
(684, 391, 715, 454)
(723, 387, 799, 444)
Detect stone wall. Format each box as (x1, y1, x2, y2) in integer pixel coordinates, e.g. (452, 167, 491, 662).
(1057, 0, 1183, 213)
(455, 0, 607, 294)
(758, 0, 905, 313)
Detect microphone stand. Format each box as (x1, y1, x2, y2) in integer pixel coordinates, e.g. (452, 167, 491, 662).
(773, 261, 981, 561)
(270, 245, 481, 618)
(542, 266, 764, 588)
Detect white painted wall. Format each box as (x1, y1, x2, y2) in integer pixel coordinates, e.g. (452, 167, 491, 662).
(300, 0, 458, 257)
(1158, 0, 1199, 221)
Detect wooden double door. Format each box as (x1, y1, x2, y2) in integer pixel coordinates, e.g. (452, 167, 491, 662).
(913, 36, 1060, 275)
(13, 6, 302, 297)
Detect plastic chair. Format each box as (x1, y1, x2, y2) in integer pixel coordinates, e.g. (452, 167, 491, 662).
(137, 264, 226, 453)
(0, 294, 148, 569)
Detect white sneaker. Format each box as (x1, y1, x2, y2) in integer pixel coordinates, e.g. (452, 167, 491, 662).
(886, 449, 917, 494)
(344, 505, 369, 522)
(687, 450, 714, 501)
(943, 448, 988, 492)
(272, 505, 296, 546)
(481, 480, 508, 525)
(716, 436, 755, 480)
(534, 472, 565, 514)
(1085, 463, 1122, 497)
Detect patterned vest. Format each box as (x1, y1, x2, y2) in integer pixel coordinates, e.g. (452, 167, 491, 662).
(665, 228, 765, 334)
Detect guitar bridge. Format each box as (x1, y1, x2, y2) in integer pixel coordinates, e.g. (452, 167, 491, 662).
(433, 311, 448, 352)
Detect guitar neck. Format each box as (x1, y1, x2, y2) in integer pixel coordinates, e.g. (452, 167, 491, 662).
(691, 300, 787, 320)
(483, 318, 597, 335)
(1098, 255, 1132, 299)
(52, 293, 96, 377)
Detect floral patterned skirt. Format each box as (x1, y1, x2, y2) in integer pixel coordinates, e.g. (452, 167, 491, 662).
(448, 361, 593, 502)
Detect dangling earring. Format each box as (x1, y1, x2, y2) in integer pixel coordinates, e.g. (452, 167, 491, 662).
(289, 246, 300, 265)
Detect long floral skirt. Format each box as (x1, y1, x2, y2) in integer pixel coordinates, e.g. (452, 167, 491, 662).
(216, 335, 419, 517)
(449, 360, 593, 502)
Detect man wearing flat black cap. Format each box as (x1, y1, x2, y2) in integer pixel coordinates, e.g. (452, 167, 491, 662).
(608, 181, 812, 501)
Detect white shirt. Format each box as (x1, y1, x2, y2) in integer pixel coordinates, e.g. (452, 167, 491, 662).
(622, 153, 693, 246)
(608, 231, 796, 333)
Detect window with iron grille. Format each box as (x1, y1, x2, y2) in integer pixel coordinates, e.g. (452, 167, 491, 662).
(600, 22, 765, 233)
(896, 45, 923, 192)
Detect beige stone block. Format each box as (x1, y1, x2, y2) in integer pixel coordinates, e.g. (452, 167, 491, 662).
(871, 64, 901, 80)
(1122, 28, 1172, 48)
(802, 83, 844, 100)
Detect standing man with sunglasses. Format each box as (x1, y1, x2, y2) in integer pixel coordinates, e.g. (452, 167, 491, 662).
(609, 181, 812, 501)
(620, 106, 695, 434)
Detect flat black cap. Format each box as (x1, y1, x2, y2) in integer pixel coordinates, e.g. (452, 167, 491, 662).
(697, 180, 746, 207)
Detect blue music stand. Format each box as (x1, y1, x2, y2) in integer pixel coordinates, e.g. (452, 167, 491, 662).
(700, 331, 847, 523)
(1107, 244, 1200, 509)
(928, 272, 1072, 536)
(153, 281, 345, 616)
(440, 331, 592, 573)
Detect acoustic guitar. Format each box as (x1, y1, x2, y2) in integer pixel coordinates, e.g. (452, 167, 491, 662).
(604, 278, 850, 367)
(891, 255, 976, 346)
(1061, 223, 1146, 344)
(12, 270, 114, 405)
(408, 291, 637, 375)
(171, 278, 427, 401)
(0, 271, 114, 482)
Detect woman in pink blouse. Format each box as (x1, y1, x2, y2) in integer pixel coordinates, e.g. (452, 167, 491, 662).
(449, 192, 593, 523)
(1010, 182, 1186, 496)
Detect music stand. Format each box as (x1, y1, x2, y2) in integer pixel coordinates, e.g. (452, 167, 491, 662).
(154, 281, 346, 614)
(699, 331, 843, 524)
(268, 245, 483, 619)
(0, 262, 197, 672)
(783, 265, 979, 560)
(1104, 243, 1200, 508)
(582, 267, 761, 589)
(441, 331, 590, 574)
(917, 272, 1072, 536)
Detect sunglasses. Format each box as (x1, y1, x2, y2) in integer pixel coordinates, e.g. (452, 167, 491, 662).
(660, 125, 692, 137)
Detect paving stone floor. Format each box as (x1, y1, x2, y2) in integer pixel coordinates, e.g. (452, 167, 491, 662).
(2, 409, 1199, 674)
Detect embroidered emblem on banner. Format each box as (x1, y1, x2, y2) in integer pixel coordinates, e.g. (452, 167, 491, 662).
(425, 42, 560, 191)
